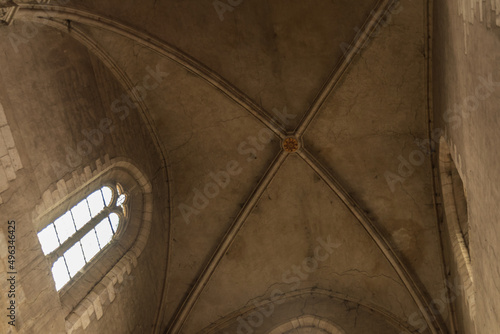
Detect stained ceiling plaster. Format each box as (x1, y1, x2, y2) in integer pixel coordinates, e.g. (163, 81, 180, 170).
(6, 0, 447, 333)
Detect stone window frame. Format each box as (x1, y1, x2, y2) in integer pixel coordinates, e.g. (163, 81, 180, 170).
(32, 157, 152, 333)
(39, 182, 129, 292)
(438, 137, 475, 320)
(268, 315, 346, 334)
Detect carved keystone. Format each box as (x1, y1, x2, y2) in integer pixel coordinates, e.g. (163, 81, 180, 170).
(283, 137, 299, 153)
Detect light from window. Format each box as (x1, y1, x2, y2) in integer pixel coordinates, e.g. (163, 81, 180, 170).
(37, 185, 127, 291)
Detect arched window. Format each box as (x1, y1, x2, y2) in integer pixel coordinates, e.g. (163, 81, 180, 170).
(438, 137, 471, 261)
(37, 183, 129, 291)
(32, 158, 153, 333)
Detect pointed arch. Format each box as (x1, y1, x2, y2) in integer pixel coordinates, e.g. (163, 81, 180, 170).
(438, 137, 475, 325)
(268, 315, 346, 334)
(32, 157, 153, 333)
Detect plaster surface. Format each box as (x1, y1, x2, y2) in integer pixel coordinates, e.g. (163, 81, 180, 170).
(2, 0, 497, 333)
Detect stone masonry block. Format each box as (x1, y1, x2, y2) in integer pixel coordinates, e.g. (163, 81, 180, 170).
(0, 155, 15, 181)
(0, 103, 7, 127)
(8, 148, 22, 171)
(1, 126, 15, 148)
(0, 164, 9, 193)
(0, 135, 7, 157)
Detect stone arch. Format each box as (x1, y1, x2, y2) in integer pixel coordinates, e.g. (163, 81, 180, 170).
(201, 288, 417, 333)
(32, 156, 153, 333)
(438, 137, 475, 323)
(268, 315, 346, 334)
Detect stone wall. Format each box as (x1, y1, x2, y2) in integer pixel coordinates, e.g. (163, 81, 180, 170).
(433, 1, 500, 332)
(0, 23, 168, 334)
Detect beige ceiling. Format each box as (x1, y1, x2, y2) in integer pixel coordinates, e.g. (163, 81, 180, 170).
(2, 0, 450, 333)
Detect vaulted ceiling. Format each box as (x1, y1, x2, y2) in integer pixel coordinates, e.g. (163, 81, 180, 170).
(1, 0, 449, 333)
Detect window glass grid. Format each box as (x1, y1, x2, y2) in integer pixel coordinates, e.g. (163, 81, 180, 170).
(39, 185, 127, 291)
(38, 186, 117, 254)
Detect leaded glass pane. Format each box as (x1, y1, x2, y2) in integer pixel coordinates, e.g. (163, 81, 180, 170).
(117, 194, 126, 206)
(95, 219, 113, 246)
(87, 190, 106, 217)
(109, 212, 120, 233)
(38, 224, 59, 255)
(102, 186, 113, 206)
(64, 242, 86, 277)
(54, 211, 76, 244)
(52, 257, 70, 291)
(81, 230, 100, 262)
(71, 199, 91, 230)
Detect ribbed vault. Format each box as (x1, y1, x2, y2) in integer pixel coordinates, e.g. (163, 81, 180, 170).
(2, 0, 449, 333)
